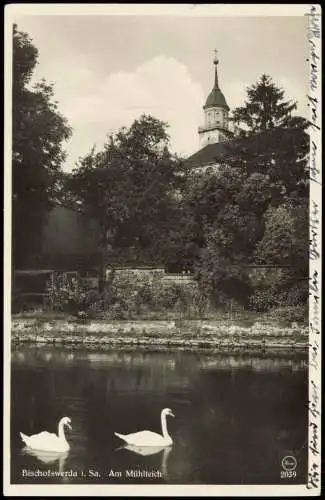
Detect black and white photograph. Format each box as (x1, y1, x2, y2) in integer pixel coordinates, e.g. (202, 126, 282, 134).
(3, 4, 321, 497)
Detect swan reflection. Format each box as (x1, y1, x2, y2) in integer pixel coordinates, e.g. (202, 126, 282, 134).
(21, 448, 69, 473)
(120, 444, 172, 477)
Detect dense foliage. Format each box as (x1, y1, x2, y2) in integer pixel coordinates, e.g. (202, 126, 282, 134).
(12, 25, 72, 267)
(65, 115, 186, 272)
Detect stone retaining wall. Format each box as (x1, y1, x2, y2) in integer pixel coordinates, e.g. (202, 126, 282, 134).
(11, 318, 308, 350)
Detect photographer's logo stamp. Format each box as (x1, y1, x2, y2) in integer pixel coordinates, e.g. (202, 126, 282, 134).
(281, 456, 297, 478)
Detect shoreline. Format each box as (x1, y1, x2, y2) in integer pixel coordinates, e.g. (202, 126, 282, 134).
(11, 317, 309, 351)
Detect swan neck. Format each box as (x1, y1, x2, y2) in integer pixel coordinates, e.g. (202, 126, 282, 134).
(58, 420, 67, 441)
(161, 412, 170, 439)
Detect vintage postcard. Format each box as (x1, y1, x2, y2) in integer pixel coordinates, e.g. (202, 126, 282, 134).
(3, 3, 321, 497)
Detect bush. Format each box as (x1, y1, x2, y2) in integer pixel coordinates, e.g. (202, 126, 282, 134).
(263, 304, 308, 324)
(249, 279, 309, 312)
(48, 273, 88, 314)
(249, 285, 280, 311)
(84, 272, 211, 319)
(136, 281, 210, 318)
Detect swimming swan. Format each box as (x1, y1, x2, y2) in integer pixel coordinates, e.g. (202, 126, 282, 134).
(19, 417, 72, 453)
(115, 408, 175, 447)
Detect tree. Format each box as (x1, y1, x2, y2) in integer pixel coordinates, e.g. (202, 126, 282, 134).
(229, 74, 309, 199)
(233, 74, 303, 134)
(248, 198, 309, 312)
(12, 24, 72, 267)
(184, 166, 269, 306)
(66, 115, 184, 277)
(255, 198, 308, 269)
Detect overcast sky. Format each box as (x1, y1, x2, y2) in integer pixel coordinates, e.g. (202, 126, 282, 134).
(13, 12, 309, 172)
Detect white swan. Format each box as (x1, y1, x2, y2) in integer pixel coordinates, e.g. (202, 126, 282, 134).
(115, 408, 175, 447)
(19, 417, 72, 453)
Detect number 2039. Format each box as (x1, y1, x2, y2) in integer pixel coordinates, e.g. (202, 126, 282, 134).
(281, 470, 296, 479)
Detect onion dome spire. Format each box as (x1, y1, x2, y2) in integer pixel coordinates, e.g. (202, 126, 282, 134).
(203, 49, 229, 110)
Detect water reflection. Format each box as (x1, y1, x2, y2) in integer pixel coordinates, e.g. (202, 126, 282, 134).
(11, 345, 308, 485)
(11, 345, 308, 373)
(199, 355, 307, 372)
(21, 448, 68, 473)
(12, 348, 77, 366)
(120, 444, 172, 477)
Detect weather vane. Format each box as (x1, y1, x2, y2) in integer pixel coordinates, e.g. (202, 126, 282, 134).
(213, 49, 219, 63)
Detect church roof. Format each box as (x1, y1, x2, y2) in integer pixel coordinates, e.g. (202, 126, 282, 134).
(185, 132, 273, 169)
(186, 128, 308, 170)
(185, 141, 230, 169)
(204, 88, 229, 110)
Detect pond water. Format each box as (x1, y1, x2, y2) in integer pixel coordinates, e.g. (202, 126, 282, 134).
(10, 345, 308, 485)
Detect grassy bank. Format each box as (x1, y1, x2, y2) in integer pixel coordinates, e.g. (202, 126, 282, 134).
(11, 312, 308, 351)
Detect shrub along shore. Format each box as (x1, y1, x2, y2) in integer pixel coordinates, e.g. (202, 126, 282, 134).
(11, 315, 308, 351)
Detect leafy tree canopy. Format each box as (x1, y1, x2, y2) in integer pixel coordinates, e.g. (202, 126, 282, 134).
(13, 24, 72, 267)
(66, 115, 185, 265)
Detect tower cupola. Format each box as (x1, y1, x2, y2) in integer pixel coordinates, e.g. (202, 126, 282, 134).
(198, 50, 232, 147)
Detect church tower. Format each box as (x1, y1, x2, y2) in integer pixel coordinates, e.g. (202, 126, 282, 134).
(198, 50, 232, 148)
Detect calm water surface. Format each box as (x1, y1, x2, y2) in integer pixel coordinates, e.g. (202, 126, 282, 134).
(11, 344, 308, 485)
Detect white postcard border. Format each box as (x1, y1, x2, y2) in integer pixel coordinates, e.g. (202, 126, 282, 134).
(3, 3, 322, 497)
